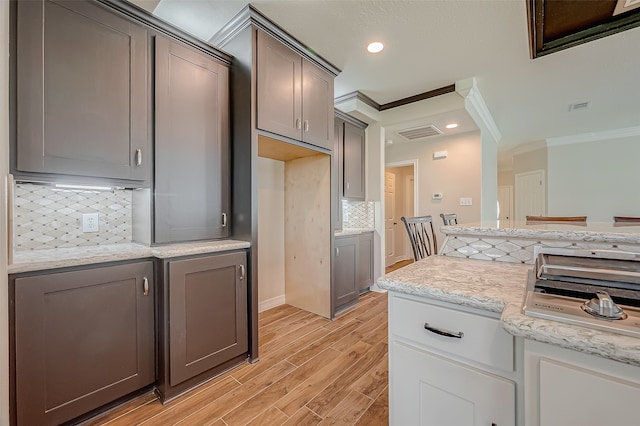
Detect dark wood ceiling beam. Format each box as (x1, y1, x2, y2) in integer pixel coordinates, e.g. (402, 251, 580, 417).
(335, 84, 456, 113)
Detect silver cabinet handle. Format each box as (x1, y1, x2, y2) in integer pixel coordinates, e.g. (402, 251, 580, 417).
(222, 213, 227, 227)
(295, 118, 301, 129)
(304, 120, 309, 132)
(135, 149, 143, 166)
(239, 264, 246, 280)
(336, 247, 340, 257)
(424, 323, 463, 339)
(346, 182, 350, 190)
(143, 277, 149, 296)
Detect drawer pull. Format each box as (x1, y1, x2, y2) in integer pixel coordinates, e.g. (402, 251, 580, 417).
(142, 277, 149, 296)
(239, 264, 246, 280)
(424, 323, 464, 339)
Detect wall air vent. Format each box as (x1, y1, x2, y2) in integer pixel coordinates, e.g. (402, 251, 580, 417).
(396, 124, 443, 140)
(568, 101, 590, 111)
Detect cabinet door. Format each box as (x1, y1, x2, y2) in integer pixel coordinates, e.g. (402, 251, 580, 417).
(357, 232, 374, 291)
(256, 30, 302, 141)
(155, 35, 229, 243)
(168, 252, 248, 386)
(334, 236, 359, 310)
(537, 358, 640, 425)
(391, 341, 515, 426)
(343, 122, 366, 200)
(16, 0, 148, 181)
(13, 262, 155, 426)
(301, 59, 334, 150)
(333, 118, 344, 229)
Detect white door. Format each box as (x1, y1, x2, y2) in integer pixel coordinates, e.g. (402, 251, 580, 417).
(515, 170, 545, 221)
(497, 185, 513, 227)
(385, 171, 396, 268)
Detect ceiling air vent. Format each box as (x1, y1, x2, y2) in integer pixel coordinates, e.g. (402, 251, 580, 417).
(568, 101, 590, 111)
(396, 124, 443, 140)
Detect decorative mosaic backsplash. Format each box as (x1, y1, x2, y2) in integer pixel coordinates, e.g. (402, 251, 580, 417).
(440, 236, 640, 264)
(342, 200, 375, 229)
(13, 183, 132, 251)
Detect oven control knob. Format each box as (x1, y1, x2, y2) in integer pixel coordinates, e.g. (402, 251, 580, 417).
(581, 291, 628, 320)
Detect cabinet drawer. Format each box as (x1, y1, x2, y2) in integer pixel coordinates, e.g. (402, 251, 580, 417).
(390, 294, 514, 372)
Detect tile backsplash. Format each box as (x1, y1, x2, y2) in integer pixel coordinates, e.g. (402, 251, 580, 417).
(342, 200, 375, 229)
(13, 183, 132, 251)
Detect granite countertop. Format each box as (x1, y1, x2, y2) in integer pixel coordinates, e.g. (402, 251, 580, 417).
(335, 228, 375, 236)
(9, 240, 251, 274)
(378, 255, 640, 366)
(442, 221, 640, 245)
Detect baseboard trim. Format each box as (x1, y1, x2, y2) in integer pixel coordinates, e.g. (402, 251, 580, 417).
(258, 295, 286, 313)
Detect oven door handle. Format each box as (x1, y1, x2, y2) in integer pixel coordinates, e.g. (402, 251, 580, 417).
(424, 323, 464, 339)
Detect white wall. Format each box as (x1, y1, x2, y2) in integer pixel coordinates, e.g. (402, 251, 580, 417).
(257, 157, 285, 312)
(548, 134, 640, 221)
(385, 131, 482, 247)
(1, 1, 10, 423)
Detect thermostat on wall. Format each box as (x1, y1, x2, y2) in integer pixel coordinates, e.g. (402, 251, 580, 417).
(432, 193, 443, 200)
(433, 150, 448, 160)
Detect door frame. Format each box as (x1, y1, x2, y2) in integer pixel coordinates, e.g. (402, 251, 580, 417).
(384, 160, 418, 265)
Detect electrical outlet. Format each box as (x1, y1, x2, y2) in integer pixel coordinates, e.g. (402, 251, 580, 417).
(82, 213, 99, 233)
(459, 197, 473, 206)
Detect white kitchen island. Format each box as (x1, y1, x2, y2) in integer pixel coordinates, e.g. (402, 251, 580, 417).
(379, 222, 640, 426)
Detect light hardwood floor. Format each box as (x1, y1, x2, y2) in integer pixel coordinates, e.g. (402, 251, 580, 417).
(81, 291, 389, 426)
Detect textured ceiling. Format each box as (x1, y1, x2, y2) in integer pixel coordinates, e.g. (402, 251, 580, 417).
(134, 0, 640, 156)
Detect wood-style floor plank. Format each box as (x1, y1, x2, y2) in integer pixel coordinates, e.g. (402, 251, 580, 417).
(86, 291, 389, 426)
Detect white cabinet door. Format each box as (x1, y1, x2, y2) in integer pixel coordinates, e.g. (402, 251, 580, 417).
(391, 341, 515, 426)
(538, 358, 640, 425)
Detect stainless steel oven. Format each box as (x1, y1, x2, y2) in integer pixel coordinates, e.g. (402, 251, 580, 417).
(522, 247, 640, 338)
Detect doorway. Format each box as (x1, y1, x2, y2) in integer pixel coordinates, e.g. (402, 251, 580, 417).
(515, 169, 546, 221)
(497, 185, 513, 227)
(384, 162, 416, 268)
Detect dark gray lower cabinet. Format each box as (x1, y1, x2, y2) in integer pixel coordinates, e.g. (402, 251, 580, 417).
(357, 232, 374, 292)
(335, 232, 374, 312)
(157, 251, 248, 402)
(11, 261, 155, 426)
(334, 235, 359, 311)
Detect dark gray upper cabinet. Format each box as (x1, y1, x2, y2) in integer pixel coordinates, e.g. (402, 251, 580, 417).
(154, 35, 229, 243)
(343, 120, 366, 200)
(333, 116, 345, 230)
(15, 0, 149, 183)
(256, 30, 334, 150)
(157, 251, 248, 402)
(11, 261, 155, 425)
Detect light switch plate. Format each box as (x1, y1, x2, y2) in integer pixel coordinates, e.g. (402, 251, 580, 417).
(459, 197, 473, 206)
(82, 213, 99, 232)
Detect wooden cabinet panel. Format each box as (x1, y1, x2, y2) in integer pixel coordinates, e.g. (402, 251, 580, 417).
(154, 35, 229, 243)
(256, 30, 302, 142)
(256, 30, 333, 150)
(301, 58, 334, 150)
(12, 261, 155, 425)
(392, 341, 515, 426)
(357, 232, 374, 291)
(166, 252, 248, 388)
(343, 121, 366, 200)
(334, 236, 359, 310)
(16, 0, 148, 182)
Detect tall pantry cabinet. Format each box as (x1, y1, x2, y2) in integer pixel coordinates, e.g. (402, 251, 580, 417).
(210, 5, 340, 347)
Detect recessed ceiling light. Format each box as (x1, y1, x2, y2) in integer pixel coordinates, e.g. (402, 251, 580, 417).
(445, 123, 458, 129)
(367, 42, 384, 53)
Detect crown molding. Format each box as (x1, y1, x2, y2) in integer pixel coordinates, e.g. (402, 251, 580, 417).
(334, 91, 380, 111)
(547, 126, 640, 147)
(456, 78, 502, 144)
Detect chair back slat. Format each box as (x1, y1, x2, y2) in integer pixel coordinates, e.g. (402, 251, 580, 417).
(401, 216, 438, 261)
(440, 213, 458, 225)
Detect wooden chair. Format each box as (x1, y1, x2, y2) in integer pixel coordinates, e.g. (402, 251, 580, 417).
(401, 216, 438, 260)
(526, 215, 587, 222)
(440, 213, 458, 225)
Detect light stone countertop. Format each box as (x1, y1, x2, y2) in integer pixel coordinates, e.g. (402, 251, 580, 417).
(335, 228, 375, 237)
(9, 240, 251, 274)
(378, 255, 640, 367)
(442, 220, 640, 245)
